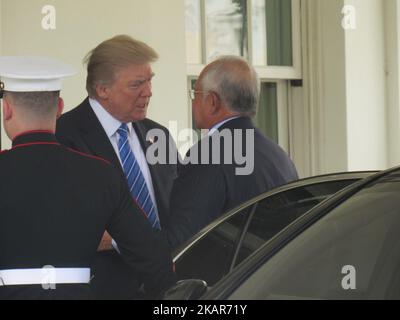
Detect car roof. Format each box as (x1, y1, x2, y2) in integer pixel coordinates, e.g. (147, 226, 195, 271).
(173, 170, 377, 261)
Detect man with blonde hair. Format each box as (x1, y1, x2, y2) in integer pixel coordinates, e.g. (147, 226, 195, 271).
(56, 35, 178, 299)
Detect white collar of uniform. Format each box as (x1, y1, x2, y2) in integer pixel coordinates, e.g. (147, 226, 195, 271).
(208, 116, 240, 136)
(89, 97, 133, 137)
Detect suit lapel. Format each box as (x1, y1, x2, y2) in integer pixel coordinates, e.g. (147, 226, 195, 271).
(76, 106, 169, 220)
(77, 99, 123, 171)
(132, 122, 152, 152)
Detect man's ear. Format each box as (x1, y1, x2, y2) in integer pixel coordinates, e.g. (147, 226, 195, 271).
(2, 97, 13, 121)
(95, 84, 110, 100)
(208, 91, 222, 115)
(56, 97, 64, 119)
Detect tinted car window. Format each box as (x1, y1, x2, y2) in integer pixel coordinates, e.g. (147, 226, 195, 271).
(175, 207, 250, 286)
(229, 172, 400, 300)
(235, 180, 356, 266)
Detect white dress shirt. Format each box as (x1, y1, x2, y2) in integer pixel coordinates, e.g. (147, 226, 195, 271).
(89, 98, 159, 216)
(208, 116, 241, 136)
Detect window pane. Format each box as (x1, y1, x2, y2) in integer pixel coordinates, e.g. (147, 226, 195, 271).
(235, 180, 359, 266)
(185, 0, 202, 64)
(255, 82, 278, 143)
(205, 0, 248, 61)
(175, 207, 250, 286)
(265, 0, 293, 66)
(252, 0, 267, 66)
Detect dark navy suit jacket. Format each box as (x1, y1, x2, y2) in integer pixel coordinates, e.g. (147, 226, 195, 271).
(0, 132, 175, 300)
(56, 98, 178, 299)
(56, 98, 178, 225)
(167, 117, 298, 249)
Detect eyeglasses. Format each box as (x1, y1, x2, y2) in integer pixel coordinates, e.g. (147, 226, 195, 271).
(0, 82, 4, 99)
(188, 89, 207, 101)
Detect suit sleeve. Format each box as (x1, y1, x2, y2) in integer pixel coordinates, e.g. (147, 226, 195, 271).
(56, 119, 78, 149)
(166, 163, 227, 250)
(106, 176, 176, 298)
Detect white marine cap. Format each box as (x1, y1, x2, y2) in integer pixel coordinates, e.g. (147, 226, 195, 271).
(0, 56, 76, 95)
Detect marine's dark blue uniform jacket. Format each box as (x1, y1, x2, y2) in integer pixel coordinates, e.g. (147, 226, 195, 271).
(0, 131, 175, 300)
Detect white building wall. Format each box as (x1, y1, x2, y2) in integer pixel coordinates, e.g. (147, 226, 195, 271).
(0, 0, 189, 150)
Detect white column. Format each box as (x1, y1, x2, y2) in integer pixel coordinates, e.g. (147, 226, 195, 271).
(0, 0, 8, 150)
(300, 0, 389, 175)
(384, 0, 400, 168)
(299, 0, 348, 176)
(344, 0, 387, 171)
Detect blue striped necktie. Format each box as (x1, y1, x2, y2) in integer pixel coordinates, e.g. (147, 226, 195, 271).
(117, 124, 161, 230)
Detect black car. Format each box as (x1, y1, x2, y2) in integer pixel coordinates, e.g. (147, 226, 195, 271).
(169, 171, 375, 297)
(166, 167, 400, 300)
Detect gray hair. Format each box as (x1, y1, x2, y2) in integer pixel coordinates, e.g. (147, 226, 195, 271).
(200, 56, 260, 117)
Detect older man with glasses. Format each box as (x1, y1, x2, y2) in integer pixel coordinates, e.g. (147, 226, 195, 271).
(166, 56, 299, 249)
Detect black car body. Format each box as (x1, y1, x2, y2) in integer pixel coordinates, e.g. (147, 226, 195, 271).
(170, 171, 375, 296)
(167, 168, 400, 300)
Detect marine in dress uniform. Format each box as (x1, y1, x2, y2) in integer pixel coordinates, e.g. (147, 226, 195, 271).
(0, 56, 175, 300)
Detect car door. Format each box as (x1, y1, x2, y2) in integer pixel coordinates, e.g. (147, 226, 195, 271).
(174, 172, 374, 287)
(218, 169, 400, 300)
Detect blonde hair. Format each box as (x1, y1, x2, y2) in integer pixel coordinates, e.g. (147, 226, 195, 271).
(84, 35, 159, 97)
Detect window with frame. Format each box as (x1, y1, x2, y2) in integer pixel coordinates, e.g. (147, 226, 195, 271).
(185, 0, 301, 152)
(174, 206, 251, 286)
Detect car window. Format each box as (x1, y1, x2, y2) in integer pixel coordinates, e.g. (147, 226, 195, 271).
(175, 206, 251, 286)
(229, 172, 400, 300)
(234, 180, 357, 266)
